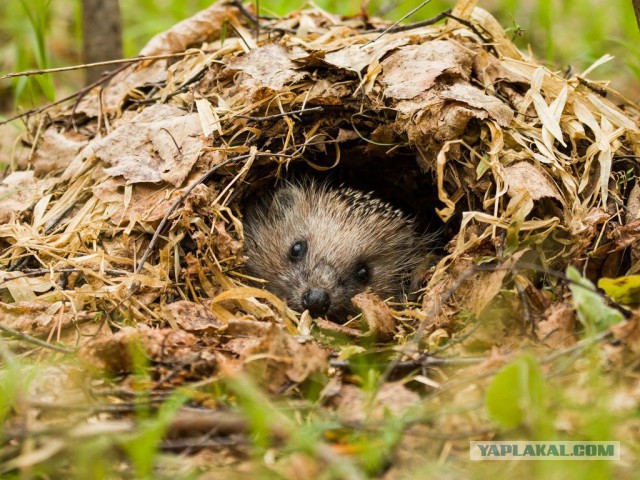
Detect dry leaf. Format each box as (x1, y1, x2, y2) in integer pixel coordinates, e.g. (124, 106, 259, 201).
(0, 301, 71, 336)
(504, 161, 563, 202)
(94, 104, 204, 186)
(352, 292, 395, 339)
(140, 3, 238, 56)
(245, 325, 329, 391)
(440, 82, 514, 127)
(81, 326, 204, 373)
(323, 37, 409, 72)
(230, 43, 305, 90)
(163, 300, 227, 333)
(536, 303, 577, 348)
(92, 178, 179, 224)
(380, 41, 472, 100)
(31, 130, 88, 176)
(0, 172, 52, 224)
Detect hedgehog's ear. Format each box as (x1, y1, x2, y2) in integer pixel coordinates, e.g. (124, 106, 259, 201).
(261, 185, 296, 222)
(271, 186, 295, 210)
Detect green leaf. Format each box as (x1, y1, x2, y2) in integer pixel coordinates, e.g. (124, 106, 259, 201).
(485, 355, 546, 429)
(598, 275, 640, 305)
(220, 20, 227, 46)
(567, 266, 624, 333)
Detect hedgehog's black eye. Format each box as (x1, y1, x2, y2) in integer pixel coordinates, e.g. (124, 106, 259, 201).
(355, 263, 370, 284)
(289, 240, 307, 261)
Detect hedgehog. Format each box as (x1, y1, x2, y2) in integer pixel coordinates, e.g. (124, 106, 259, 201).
(242, 180, 429, 322)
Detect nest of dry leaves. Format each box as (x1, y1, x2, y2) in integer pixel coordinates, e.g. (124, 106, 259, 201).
(2, 0, 640, 473)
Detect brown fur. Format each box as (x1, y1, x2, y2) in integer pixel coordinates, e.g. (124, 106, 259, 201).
(242, 181, 426, 322)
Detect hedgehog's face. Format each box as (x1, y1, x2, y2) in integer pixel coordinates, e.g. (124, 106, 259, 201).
(244, 229, 380, 322)
(273, 237, 375, 320)
(243, 182, 417, 323)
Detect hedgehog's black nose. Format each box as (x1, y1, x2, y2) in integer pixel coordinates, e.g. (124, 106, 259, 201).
(302, 288, 331, 317)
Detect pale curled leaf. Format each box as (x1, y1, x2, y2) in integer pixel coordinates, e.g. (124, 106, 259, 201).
(503, 162, 563, 202)
(452, 0, 479, 20)
(3, 440, 66, 470)
(31, 129, 88, 176)
(323, 36, 409, 73)
(380, 41, 472, 100)
(163, 300, 227, 333)
(2, 275, 37, 302)
(140, 3, 238, 56)
(0, 171, 54, 224)
(94, 104, 204, 186)
(229, 43, 305, 90)
(440, 83, 513, 127)
(625, 182, 640, 223)
(351, 292, 395, 339)
(581, 54, 614, 77)
(587, 92, 639, 132)
(470, 7, 523, 60)
(212, 286, 297, 332)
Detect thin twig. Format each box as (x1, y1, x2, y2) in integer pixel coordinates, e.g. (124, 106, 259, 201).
(0, 63, 130, 126)
(231, 0, 259, 26)
(43, 193, 90, 234)
(362, 0, 434, 47)
(576, 76, 608, 96)
(419, 427, 496, 440)
(28, 400, 151, 413)
(0, 323, 75, 353)
(234, 106, 324, 121)
(133, 68, 207, 106)
(0, 51, 212, 80)
(542, 329, 613, 363)
(364, 9, 451, 35)
(227, 21, 253, 51)
(0, 268, 129, 287)
(442, 12, 498, 55)
(329, 354, 484, 372)
(161, 437, 247, 451)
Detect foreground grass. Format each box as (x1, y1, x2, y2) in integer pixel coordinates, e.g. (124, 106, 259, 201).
(1, 334, 636, 478)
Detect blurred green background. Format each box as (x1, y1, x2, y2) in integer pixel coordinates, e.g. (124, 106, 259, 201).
(1, 0, 640, 114)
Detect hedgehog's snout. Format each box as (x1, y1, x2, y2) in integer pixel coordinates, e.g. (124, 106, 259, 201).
(301, 288, 331, 317)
